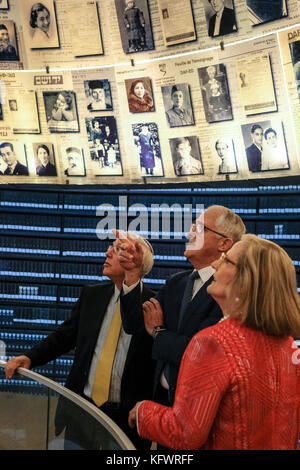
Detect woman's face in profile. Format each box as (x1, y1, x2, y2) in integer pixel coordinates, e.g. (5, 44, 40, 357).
(208, 242, 243, 307)
(38, 147, 50, 166)
(36, 9, 50, 34)
(133, 82, 145, 99)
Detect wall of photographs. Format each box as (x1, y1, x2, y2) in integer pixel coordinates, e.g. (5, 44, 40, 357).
(0, 0, 300, 185)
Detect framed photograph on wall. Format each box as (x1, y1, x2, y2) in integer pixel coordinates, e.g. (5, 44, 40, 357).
(169, 136, 203, 176)
(241, 120, 289, 172)
(158, 0, 196, 46)
(198, 63, 233, 123)
(0, 21, 19, 61)
(289, 40, 300, 97)
(20, 0, 60, 49)
(0, 141, 29, 176)
(62, 146, 86, 177)
(246, 0, 287, 26)
(43, 91, 79, 133)
(68, 0, 103, 57)
(212, 137, 237, 174)
(0, 1, 10, 10)
(8, 90, 40, 134)
(114, 0, 154, 54)
(236, 52, 277, 116)
(132, 122, 164, 177)
(125, 77, 154, 113)
(32, 142, 57, 177)
(85, 116, 123, 176)
(161, 83, 194, 127)
(84, 79, 113, 112)
(203, 0, 237, 38)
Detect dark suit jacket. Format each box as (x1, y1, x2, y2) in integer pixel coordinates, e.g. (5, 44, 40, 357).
(208, 7, 237, 37)
(4, 161, 29, 175)
(25, 283, 156, 428)
(246, 143, 262, 172)
(121, 271, 222, 405)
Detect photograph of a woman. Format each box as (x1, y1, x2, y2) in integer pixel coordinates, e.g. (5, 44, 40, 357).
(126, 77, 154, 113)
(132, 123, 164, 177)
(22, 0, 59, 49)
(34, 143, 57, 177)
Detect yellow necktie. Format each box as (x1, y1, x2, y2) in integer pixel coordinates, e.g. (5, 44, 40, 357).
(91, 298, 122, 407)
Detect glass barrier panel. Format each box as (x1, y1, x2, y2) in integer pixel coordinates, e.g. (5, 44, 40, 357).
(0, 366, 48, 450)
(47, 390, 129, 450)
(0, 363, 135, 450)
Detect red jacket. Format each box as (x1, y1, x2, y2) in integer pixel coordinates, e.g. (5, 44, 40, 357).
(137, 318, 300, 449)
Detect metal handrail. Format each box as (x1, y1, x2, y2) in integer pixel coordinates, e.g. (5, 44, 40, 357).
(0, 360, 135, 450)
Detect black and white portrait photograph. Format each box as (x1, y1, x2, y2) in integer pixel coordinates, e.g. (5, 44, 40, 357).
(161, 83, 195, 128)
(169, 136, 203, 177)
(0, 21, 19, 61)
(85, 116, 123, 176)
(62, 146, 86, 177)
(213, 137, 237, 174)
(125, 77, 154, 113)
(115, 0, 154, 54)
(246, 0, 287, 26)
(33, 142, 57, 177)
(132, 123, 164, 177)
(0, 142, 29, 176)
(8, 99, 17, 111)
(21, 0, 60, 49)
(241, 121, 289, 172)
(198, 63, 233, 123)
(204, 0, 237, 38)
(84, 79, 113, 112)
(0, 1, 9, 10)
(289, 40, 300, 97)
(43, 91, 79, 133)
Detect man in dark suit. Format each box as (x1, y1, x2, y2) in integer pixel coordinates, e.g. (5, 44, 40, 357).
(4, 233, 155, 450)
(246, 124, 263, 172)
(208, 0, 237, 37)
(0, 142, 29, 175)
(118, 205, 246, 409)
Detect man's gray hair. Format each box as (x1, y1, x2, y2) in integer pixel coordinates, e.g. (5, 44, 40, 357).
(124, 231, 154, 277)
(207, 205, 246, 243)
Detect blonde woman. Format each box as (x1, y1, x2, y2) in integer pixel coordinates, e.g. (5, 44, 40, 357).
(129, 234, 300, 449)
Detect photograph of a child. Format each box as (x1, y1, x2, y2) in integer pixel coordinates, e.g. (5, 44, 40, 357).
(84, 79, 113, 112)
(115, 0, 154, 54)
(43, 91, 79, 133)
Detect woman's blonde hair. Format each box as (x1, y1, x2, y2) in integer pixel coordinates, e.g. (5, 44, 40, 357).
(231, 234, 300, 337)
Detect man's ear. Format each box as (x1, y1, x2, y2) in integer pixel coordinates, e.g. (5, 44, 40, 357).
(218, 237, 233, 252)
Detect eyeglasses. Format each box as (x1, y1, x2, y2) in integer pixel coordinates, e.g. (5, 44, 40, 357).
(191, 221, 228, 239)
(219, 252, 237, 266)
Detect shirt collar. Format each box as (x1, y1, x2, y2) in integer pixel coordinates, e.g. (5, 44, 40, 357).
(195, 266, 215, 284)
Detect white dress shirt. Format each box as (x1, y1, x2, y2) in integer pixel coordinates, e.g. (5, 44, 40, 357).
(84, 285, 132, 403)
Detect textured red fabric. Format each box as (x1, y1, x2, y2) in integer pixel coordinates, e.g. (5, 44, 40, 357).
(137, 318, 300, 449)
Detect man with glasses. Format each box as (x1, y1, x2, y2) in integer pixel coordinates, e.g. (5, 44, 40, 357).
(118, 206, 246, 416)
(4, 232, 155, 450)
